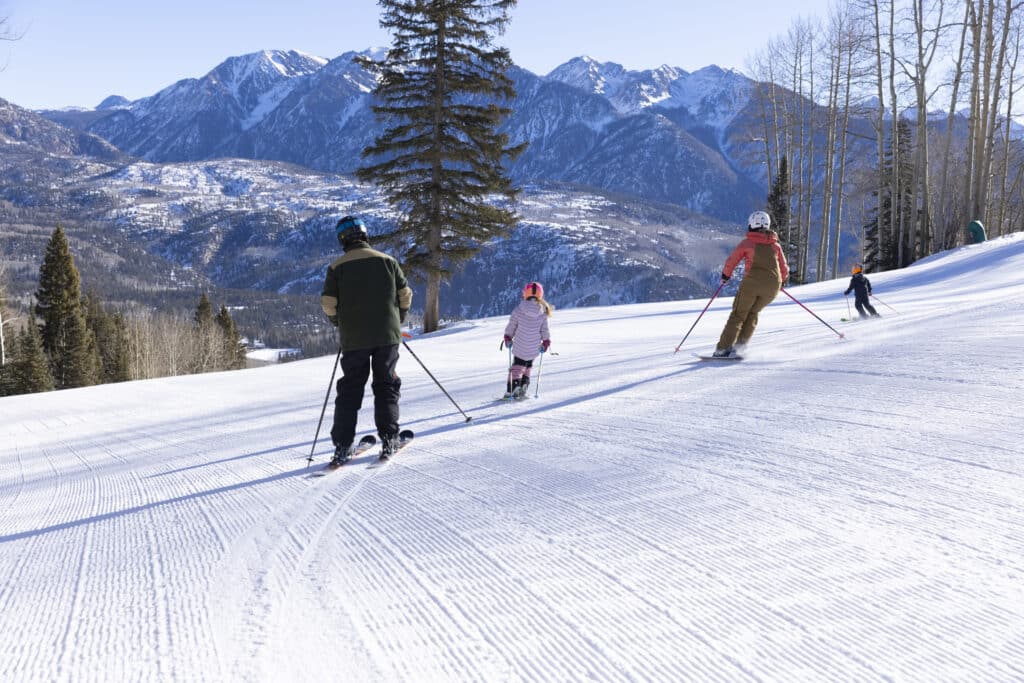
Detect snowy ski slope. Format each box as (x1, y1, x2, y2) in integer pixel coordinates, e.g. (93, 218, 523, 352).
(1, 235, 1023, 682)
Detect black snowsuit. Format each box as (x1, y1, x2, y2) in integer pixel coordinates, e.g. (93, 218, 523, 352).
(844, 273, 879, 318)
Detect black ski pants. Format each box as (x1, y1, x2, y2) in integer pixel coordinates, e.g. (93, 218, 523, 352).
(855, 297, 879, 318)
(331, 344, 401, 448)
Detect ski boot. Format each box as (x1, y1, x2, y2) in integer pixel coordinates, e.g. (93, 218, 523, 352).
(380, 433, 401, 460)
(513, 376, 530, 400)
(505, 378, 521, 400)
(329, 443, 354, 467)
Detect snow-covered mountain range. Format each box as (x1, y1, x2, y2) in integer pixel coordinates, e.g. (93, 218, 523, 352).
(40, 49, 769, 221)
(1, 99, 736, 319)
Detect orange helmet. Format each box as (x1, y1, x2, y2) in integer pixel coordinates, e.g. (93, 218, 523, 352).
(852, 265, 863, 274)
(522, 282, 544, 300)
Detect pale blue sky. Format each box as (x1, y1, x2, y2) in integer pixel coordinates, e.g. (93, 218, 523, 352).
(1, 0, 826, 110)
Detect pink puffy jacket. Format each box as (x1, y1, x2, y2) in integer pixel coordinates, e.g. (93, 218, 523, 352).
(504, 300, 550, 362)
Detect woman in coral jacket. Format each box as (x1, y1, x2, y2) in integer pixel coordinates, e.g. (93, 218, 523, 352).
(712, 211, 790, 358)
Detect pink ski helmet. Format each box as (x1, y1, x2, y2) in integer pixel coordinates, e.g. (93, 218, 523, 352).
(522, 282, 544, 300)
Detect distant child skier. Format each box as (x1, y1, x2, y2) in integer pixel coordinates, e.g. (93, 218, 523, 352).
(502, 282, 553, 399)
(844, 265, 880, 318)
(712, 210, 790, 358)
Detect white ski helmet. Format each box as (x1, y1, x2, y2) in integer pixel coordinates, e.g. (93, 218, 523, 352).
(748, 210, 771, 230)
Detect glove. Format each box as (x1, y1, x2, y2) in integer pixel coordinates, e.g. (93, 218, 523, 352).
(399, 308, 408, 323)
(541, 340, 550, 353)
(721, 272, 730, 283)
(503, 335, 513, 349)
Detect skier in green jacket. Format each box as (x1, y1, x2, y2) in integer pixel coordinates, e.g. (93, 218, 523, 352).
(321, 215, 413, 465)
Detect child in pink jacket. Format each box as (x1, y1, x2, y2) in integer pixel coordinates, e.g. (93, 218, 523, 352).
(502, 282, 553, 399)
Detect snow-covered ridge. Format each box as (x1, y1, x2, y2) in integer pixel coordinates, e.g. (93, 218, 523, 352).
(544, 56, 751, 128)
(1, 234, 1022, 680)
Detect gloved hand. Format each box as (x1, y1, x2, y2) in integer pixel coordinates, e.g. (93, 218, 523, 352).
(503, 335, 513, 349)
(721, 272, 730, 283)
(399, 308, 408, 323)
(541, 340, 550, 353)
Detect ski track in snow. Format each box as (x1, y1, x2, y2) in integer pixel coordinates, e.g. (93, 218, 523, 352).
(1, 235, 1024, 681)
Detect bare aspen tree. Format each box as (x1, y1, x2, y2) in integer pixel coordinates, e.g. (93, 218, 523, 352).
(832, 4, 871, 278)
(937, 1, 972, 249)
(904, 0, 946, 259)
(790, 23, 811, 282)
(750, 51, 777, 187)
(996, 16, 1023, 235)
(962, 0, 1023, 236)
(767, 53, 784, 176)
(887, 0, 910, 267)
(803, 25, 818, 281)
(868, 0, 892, 270)
(964, 1, 983, 227)
(981, 1, 1021, 223)
(817, 27, 844, 281)
(781, 18, 820, 281)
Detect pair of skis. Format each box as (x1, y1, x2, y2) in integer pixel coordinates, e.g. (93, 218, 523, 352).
(499, 389, 534, 402)
(312, 429, 414, 476)
(694, 353, 743, 362)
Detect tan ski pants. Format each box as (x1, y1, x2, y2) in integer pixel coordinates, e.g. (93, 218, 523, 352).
(715, 277, 781, 351)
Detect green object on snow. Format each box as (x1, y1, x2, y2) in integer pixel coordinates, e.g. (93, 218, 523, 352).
(967, 220, 987, 244)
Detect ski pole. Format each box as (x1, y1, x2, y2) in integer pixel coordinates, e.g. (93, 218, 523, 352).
(781, 289, 845, 339)
(870, 293, 899, 314)
(673, 281, 726, 353)
(307, 346, 343, 468)
(845, 294, 852, 319)
(534, 349, 544, 398)
(502, 339, 513, 394)
(402, 337, 472, 422)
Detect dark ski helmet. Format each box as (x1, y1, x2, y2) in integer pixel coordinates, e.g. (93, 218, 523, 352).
(336, 215, 368, 245)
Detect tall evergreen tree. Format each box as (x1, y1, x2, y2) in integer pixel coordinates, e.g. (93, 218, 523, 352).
(215, 305, 247, 370)
(34, 226, 98, 389)
(864, 120, 916, 272)
(11, 321, 55, 395)
(357, 0, 525, 333)
(766, 155, 795, 281)
(194, 292, 214, 327)
(84, 291, 130, 383)
(0, 277, 10, 370)
(192, 292, 219, 373)
(0, 274, 10, 394)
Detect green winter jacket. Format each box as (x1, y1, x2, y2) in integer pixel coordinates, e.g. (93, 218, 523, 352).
(321, 243, 413, 351)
